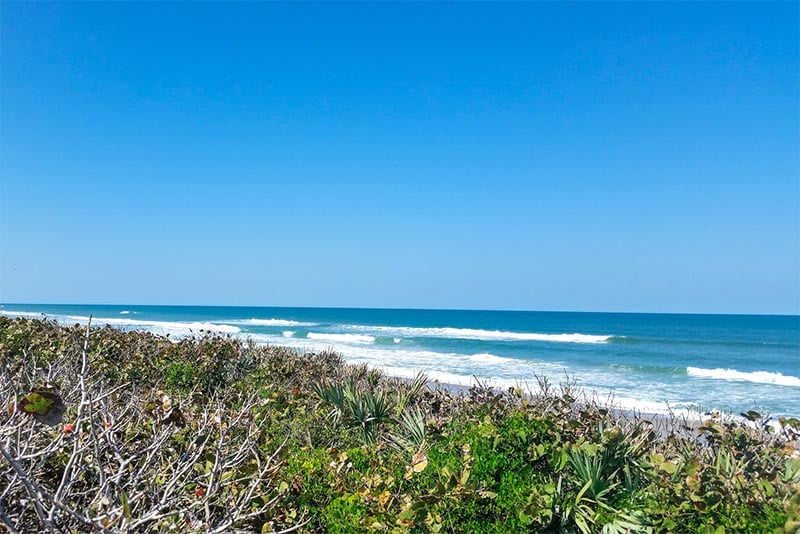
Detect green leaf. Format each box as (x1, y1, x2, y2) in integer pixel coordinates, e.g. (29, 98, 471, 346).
(20, 390, 57, 416)
(758, 479, 775, 497)
(121, 490, 131, 520)
(574, 512, 591, 534)
(659, 461, 677, 475)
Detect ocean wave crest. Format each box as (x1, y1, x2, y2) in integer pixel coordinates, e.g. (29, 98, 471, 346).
(345, 325, 612, 343)
(63, 315, 242, 335)
(687, 367, 800, 387)
(1, 310, 242, 336)
(225, 318, 317, 327)
(468, 353, 516, 364)
(307, 332, 376, 344)
(0, 310, 46, 318)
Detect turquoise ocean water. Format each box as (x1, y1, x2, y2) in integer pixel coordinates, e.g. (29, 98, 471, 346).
(2, 304, 798, 417)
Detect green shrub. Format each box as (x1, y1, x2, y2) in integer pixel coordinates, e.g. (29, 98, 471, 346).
(1, 317, 796, 534)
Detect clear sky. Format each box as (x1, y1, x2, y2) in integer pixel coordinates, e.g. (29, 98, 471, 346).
(1, 2, 797, 314)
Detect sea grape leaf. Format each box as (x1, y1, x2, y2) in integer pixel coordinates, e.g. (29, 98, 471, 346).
(162, 407, 185, 427)
(659, 461, 677, 475)
(18, 389, 64, 425)
(411, 452, 428, 473)
(20, 390, 57, 415)
(783, 459, 800, 483)
(741, 410, 762, 421)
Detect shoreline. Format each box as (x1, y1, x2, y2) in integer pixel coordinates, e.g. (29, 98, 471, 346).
(2, 316, 798, 532)
(2, 308, 799, 419)
(402, 375, 715, 438)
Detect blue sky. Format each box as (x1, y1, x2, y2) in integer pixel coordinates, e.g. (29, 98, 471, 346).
(1, 2, 797, 314)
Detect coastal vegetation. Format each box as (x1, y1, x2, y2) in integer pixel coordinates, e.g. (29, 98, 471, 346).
(1, 316, 798, 533)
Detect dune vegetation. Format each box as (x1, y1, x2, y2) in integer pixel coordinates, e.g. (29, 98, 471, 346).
(0, 316, 798, 533)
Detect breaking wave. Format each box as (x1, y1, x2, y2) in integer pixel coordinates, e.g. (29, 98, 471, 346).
(687, 367, 800, 387)
(65, 315, 242, 336)
(224, 318, 317, 327)
(0, 310, 46, 318)
(306, 332, 376, 344)
(344, 324, 613, 343)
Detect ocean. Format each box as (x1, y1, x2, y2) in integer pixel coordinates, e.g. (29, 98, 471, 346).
(1, 304, 798, 418)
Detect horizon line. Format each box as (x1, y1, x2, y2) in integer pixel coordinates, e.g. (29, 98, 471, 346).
(1, 301, 798, 318)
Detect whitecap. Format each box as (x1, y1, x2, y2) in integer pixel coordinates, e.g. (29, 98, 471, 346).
(306, 332, 375, 344)
(687, 367, 800, 387)
(0, 310, 45, 318)
(468, 353, 516, 364)
(224, 318, 317, 327)
(63, 315, 241, 336)
(340, 324, 612, 343)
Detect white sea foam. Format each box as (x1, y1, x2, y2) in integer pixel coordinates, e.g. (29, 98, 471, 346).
(378, 367, 491, 387)
(343, 325, 612, 343)
(225, 318, 317, 327)
(244, 333, 564, 384)
(469, 353, 516, 364)
(610, 395, 700, 418)
(61, 315, 241, 336)
(120, 311, 131, 315)
(222, 332, 760, 418)
(687, 367, 800, 387)
(251, 329, 702, 416)
(8, 308, 793, 417)
(306, 332, 376, 344)
(246, 332, 723, 416)
(0, 310, 46, 318)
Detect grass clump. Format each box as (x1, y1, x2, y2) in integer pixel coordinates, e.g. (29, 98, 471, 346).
(1, 316, 798, 533)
